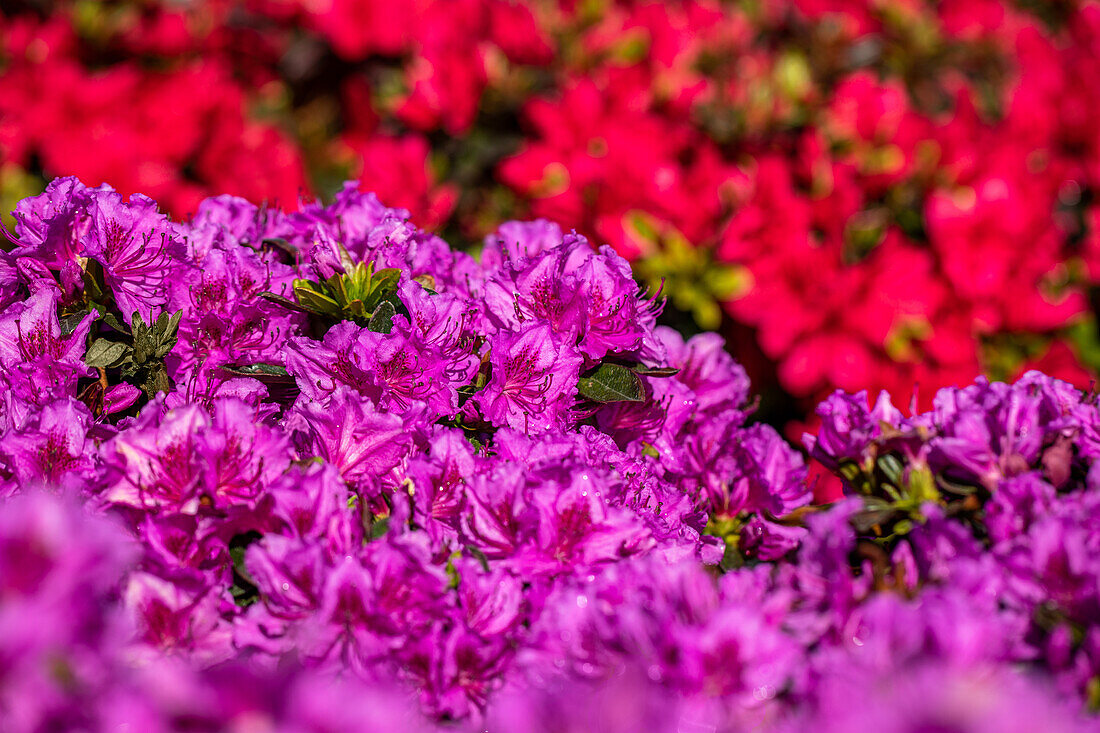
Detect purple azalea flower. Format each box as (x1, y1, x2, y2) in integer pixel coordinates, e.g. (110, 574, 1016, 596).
(81, 188, 183, 324)
(784, 660, 1092, 733)
(405, 426, 478, 549)
(474, 324, 583, 434)
(184, 194, 286, 261)
(122, 570, 236, 666)
(481, 219, 567, 272)
(0, 287, 94, 412)
(1, 398, 96, 494)
(0, 490, 136, 730)
(483, 247, 587, 338)
(575, 247, 648, 360)
(524, 555, 799, 704)
(100, 397, 290, 514)
(655, 327, 751, 414)
(8, 176, 98, 302)
(803, 389, 881, 471)
(170, 243, 299, 380)
(927, 375, 1078, 485)
(287, 387, 412, 498)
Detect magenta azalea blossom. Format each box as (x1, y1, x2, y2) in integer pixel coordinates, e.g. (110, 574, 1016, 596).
(0, 179, 1096, 731)
(475, 324, 583, 433)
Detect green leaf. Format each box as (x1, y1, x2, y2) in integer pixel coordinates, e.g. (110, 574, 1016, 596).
(631, 365, 679, 378)
(335, 242, 356, 274)
(369, 516, 390, 541)
(346, 262, 371, 293)
(59, 310, 91, 337)
(220, 363, 296, 388)
(260, 291, 326, 317)
(260, 237, 297, 259)
(577, 362, 645, 403)
(465, 545, 490, 572)
(161, 309, 183, 340)
(100, 311, 131, 335)
(151, 310, 182, 358)
(363, 267, 401, 312)
(370, 267, 402, 293)
(368, 300, 396, 334)
(328, 273, 350, 305)
(143, 363, 171, 398)
(445, 553, 461, 589)
(84, 339, 130, 369)
(228, 531, 262, 608)
(850, 504, 898, 533)
(129, 313, 156, 364)
(81, 260, 108, 304)
(293, 283, 342, 316)
(223, 363, 290, 377)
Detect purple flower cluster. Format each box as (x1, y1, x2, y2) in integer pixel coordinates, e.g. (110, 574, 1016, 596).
(0, 178, 1096, 731)
(805, 376, 1100, 723)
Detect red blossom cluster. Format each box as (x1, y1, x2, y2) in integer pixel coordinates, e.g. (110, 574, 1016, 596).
(4, 0, 1100, 427)
(0, 5, 307, 215)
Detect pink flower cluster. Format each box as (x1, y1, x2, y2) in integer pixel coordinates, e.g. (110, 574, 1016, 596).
(0, 179, 1099, 730)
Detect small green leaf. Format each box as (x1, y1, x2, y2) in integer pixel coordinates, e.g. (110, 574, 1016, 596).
(328, 273, 350, 304)
(368, 300, 396, 334)
(850, 505, 898, 534)
(143, 363, 171, 398)
(335, 242, 356, 274)
(413, 273, 437, 292)
(445, 553, 461, 589)
(100, 311, 131, 335)
(224, 363, 290, 377)
(1086, 675, 1100, 713)
(151, 310, 183, 358)
(631, 365, 679, 378)
(163, 309, 183, 340)
(228, 531, 262, 608)
(130, 313, 155, 363)
(81, 260, 107, 304)
(363, 268, 401, 311)
(220, 363, 296, 388)
(84, 339, 130, 369)
(59, 310, 91, 337)
(260, 237, 297, 259)
(369, 516, 390, 540)
(260, 291, 326, 317)
(465, 545, 490, 572)
(370, 267, 402, 293)
(293, 284, 342, 316)
(876, 454, 905, 485)
(577, 362, 645, 403)
(346, 262, 371, 293)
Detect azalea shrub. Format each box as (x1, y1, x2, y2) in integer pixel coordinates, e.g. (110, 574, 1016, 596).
(0, 179, 1097, 730)
(4, 0, 1100, 427)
